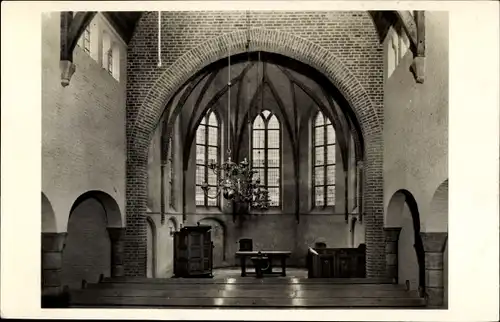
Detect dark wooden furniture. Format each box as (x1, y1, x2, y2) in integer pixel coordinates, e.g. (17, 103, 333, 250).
(235, 250, 291, 277)
(238, 238, 253, 251)
(250, 255, 269, 278)
(307, 244, 366, 278)
(173, 225, 213, 278)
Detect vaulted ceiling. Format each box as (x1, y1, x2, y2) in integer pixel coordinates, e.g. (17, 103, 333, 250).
(163, 52, 362, 169)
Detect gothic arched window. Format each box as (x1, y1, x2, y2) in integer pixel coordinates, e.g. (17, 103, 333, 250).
(252, 110, 281, 207)
(313, 111, 336, 207)
(195, 109, 220, 207)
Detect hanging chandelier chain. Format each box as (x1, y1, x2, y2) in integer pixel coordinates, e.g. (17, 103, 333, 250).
(227, 45, 231, 156)
(157, 11, 162, 67)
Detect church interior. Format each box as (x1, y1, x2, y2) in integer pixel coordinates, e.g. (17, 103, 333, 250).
(41, 10, 449, 309)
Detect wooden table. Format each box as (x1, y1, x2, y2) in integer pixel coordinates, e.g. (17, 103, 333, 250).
(235, 251, 292, 277)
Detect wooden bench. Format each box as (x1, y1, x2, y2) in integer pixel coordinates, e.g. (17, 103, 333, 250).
(235, 251, 291, 277)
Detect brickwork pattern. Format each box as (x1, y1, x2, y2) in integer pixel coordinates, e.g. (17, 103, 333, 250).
(126, 11, 385, 276)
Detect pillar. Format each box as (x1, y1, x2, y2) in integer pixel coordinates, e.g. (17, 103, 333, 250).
(421, 232, 448, 308)
(107, 227, 126, 277)
(384, 227, 402, 283)
(41, 232, 67, 307)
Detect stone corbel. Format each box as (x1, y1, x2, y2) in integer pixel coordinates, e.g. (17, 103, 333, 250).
(410, 11, 426, 84)
(59, 11, 97, 87)
(60, 60, 76, 87)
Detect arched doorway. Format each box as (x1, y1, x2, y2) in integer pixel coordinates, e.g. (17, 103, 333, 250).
(61, 190, 122, 290)
(387, 190, 425, 293)
(199, 218, 226, 268)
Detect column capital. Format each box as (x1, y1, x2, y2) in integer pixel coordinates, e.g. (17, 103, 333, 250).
(107, 227, 126, 241)
(384, 227, 402, 242)
(42, 233, 67, 252)
(421, 232, 448, 253)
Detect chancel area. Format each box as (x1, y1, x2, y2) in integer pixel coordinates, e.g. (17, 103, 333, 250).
(41, 10, 449, 309)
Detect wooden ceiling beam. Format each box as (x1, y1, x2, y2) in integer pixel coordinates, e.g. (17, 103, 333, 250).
(60, 11, 96, 87)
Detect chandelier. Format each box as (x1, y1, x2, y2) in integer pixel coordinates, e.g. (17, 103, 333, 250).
(201, 156, 270, 209)
(201, 18, 271, 210)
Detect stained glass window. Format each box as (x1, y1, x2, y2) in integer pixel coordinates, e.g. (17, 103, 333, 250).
(252, 110, 281, 206)
(83, 26, 91, 54)
(313, 111, 336, 207)
(195, 109, 220, 207)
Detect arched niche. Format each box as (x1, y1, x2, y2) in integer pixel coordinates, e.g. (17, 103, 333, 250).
(164, 216, 178, 277)
(61, 190, 122, 289)
(146, 216, 157, 278)
(198, 217, 226, 268)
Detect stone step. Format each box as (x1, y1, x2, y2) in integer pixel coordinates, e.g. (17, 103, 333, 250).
(100, 276, 394, 285)
(86, 282, 408, 291)
(69, 295, 426, 308)
(72, 287, 418, 299)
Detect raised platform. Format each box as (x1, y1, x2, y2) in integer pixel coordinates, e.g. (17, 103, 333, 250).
(69, 273, 426, 308)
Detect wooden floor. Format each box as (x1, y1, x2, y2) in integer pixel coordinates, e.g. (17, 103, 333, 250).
(69, 268, 426, 309)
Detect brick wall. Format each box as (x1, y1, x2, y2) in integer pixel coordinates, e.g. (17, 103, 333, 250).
(42, 12, 127, 232)
(126, 11, 385, 276)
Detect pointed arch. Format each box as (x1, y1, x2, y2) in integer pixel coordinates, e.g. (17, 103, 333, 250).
(127, 28, 386, 277)
(251, 109, 281, 207)
(195, 108, 221, 207)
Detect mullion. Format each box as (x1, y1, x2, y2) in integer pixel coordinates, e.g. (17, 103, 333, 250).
(264, 117, 269, 188)
(204, 120, 209, 206)
(323, 119, 328, 207)
(312, 120, 317, 206)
